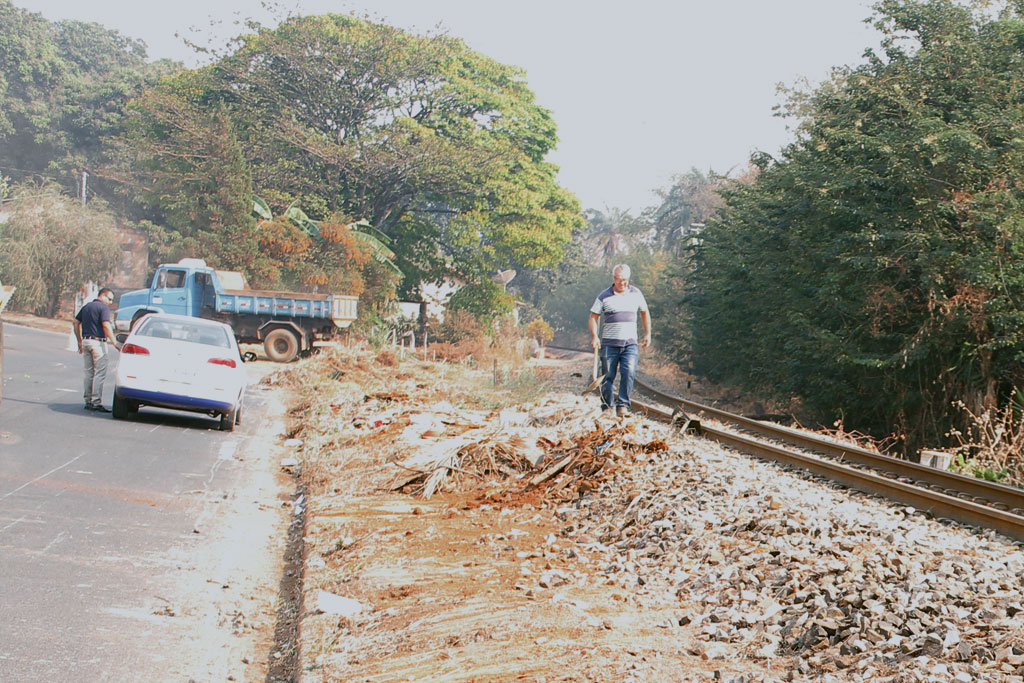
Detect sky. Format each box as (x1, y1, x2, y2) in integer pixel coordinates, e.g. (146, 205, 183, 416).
(22, 0, 882, 214)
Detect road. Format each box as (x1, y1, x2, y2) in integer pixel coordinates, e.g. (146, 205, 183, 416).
(0, 323, 288, 681)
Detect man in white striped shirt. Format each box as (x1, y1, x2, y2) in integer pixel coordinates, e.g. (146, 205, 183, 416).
(589, 264, 651, 416)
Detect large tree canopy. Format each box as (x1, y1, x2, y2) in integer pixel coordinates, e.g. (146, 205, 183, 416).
(124, 14, 581, 297)
(691, 0, 1024, 454)
(0, 0, 175, 201)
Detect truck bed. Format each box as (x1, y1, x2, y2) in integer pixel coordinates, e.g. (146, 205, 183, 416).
(216, 289, 358, 326)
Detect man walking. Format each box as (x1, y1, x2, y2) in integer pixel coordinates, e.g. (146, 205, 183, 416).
(73, 288, 122, 412)
(589, 264, 651, 416)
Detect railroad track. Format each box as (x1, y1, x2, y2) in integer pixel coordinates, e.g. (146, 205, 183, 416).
(547, 345, 1024, 543)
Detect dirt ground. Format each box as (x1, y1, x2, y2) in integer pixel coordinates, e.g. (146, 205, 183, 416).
(273, 346, 787, 683)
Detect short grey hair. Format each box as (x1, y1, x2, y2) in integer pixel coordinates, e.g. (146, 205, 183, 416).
(612, 264, 631, 279)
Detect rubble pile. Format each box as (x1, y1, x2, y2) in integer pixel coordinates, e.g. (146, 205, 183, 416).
(387, 394, 669, 500)
(289, 349, 1024, 682)
(551, 429, 1024, 682)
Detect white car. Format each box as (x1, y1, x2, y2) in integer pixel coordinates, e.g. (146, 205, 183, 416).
(113, 313, 248, 431)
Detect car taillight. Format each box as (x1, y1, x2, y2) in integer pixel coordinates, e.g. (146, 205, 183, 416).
(208, 357, 237, 368)
(122, 343, 150, 355)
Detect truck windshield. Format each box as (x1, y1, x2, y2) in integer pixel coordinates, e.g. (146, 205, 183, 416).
(156, 270, 185, 289)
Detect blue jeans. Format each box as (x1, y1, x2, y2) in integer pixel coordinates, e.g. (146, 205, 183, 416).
(600, 344, 638, 410)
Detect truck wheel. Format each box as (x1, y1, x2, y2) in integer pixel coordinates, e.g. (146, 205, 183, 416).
(264, 329, 300, 363)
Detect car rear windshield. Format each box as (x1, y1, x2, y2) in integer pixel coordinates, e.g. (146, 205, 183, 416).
(136, 319, 232, 348)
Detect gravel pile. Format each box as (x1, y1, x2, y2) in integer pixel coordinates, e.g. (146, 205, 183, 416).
(538, 411, 1024, 682)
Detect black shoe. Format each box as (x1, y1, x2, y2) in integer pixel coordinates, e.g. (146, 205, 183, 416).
(93, 405, 112, 413)
(84, 404, 97, 411)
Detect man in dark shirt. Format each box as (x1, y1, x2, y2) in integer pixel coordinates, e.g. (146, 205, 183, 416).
(73, 288, 122, 412)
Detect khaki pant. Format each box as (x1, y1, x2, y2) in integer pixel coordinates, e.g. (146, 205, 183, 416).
(82, 339, 109, 407)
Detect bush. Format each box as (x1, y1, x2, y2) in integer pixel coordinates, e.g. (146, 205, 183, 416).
(0, 182, 121, 316)
(429, 309, 485, 345)
(525, 318, 554, 346)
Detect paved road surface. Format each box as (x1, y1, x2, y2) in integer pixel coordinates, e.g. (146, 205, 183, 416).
(0, 323, 281, 681)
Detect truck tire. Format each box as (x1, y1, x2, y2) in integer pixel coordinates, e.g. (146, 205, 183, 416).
(264, 328, 300, 363)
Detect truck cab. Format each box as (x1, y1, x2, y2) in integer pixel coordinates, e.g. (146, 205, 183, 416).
(116, 259, 213, 330)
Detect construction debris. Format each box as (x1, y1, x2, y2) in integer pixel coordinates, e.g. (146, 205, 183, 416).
(287, 347, 1024, 683)
(382, 395, 670, 500)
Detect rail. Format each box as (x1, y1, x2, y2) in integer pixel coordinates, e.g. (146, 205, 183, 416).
(547, 344, 1024, 543)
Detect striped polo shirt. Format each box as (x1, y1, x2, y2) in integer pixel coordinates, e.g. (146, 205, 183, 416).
(590, 285, 648, 347)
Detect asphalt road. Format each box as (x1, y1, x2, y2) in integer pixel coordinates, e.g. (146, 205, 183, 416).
(0, 323, 278, 681)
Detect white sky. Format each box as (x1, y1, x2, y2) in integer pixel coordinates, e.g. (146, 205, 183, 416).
(21, 0, 881, 213)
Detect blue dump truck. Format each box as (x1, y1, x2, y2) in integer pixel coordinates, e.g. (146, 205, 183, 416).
(115, 258, 358, 362)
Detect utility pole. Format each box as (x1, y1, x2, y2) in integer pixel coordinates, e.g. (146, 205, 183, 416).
(0, 283, 12, 409)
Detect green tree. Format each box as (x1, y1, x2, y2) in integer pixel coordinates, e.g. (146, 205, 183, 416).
(0, 182, 121, 316)
(643, 168, 730, 256)
(123, 13, 582, 301)
(581, 207, 648, 266)
(0, 1, 176, 201)
(118, 89, 259, 274)
(692, 0, 1024, 454)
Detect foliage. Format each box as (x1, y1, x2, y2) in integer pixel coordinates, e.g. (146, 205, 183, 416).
(581, 207, 648, 266)
(947, 392, 1024, 486)
(534, 265, 613, 347)
(689, 0, 1024, 454)
(947, 452, 1010, 483)
(124, 13, 582, 305)
(0, 1, 177, 200)
(117, 83, 261, 274)
(446, 278, 515, 324)
(250, 195, 401, 301)
(0, 182, 121, 316)
(429, 309, 485, 345)
(642, 168, 732, 256)
(525, 318, 554, 346)
(351, 311, 396, 351)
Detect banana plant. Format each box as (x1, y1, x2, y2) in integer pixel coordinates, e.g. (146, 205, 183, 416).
(253, 196, 401, 276)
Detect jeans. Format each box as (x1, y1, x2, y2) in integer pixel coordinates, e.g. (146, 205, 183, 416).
(600, 343, 639, 410)
(82, 339, 109, 407)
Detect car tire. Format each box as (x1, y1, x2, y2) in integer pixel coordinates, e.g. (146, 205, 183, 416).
(264, 329, 300, 363)
(220, 407, 237, 432)
(127, 400, 139, 414)
(234, 399, 242, 426)
(112, 393, 129, 420)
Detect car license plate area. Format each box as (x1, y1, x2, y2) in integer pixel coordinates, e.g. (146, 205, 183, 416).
(164, 366, 197, 383)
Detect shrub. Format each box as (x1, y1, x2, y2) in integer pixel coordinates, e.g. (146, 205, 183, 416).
(429, 309, 485, 345)
(525, 318, 554, 346)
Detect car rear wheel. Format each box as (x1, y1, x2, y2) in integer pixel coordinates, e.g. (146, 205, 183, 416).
(264, 329, 300, 363)
(112, 394, 129, 420)
(220, 407, 237, 432)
